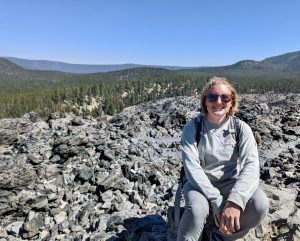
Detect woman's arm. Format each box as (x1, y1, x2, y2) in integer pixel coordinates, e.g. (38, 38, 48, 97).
(227, 120, 260, 210)
(219, 119, 259, 234)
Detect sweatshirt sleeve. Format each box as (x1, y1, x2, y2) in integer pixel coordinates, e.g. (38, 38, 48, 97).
(181, 118, 224, 216)
(227, 121, 260, 210)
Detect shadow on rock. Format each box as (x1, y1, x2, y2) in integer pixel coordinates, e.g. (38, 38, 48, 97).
(107, 214, 167, 241)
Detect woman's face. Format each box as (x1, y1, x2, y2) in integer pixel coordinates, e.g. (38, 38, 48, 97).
(205, 84, 233, 121)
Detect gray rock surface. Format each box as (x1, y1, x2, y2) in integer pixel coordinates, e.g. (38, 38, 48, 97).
(0, 93, 299, 241)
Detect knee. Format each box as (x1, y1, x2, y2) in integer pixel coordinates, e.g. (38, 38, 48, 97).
(185, 193, 210, 222)
(241, 188, 269, 228)
(186, 201, 210, 220)
(253, 189, 269, 220)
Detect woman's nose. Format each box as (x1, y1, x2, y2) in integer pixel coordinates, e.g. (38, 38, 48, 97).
(216, 96, 222, 104)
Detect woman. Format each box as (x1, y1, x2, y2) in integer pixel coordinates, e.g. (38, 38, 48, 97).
(177, 77, 269, 241)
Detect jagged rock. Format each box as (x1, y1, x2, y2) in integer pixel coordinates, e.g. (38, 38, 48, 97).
(0, 129, 18, 146)
(102, 148, 115, 161)
(22, 211, 43, 239)
(0, 164, 37, 191)
(54, 211, 67, 224)
(75, 167, 94, 183)
(5, 221, 23, 236)
(0, 227, 8, 239)
(265, 184, 297, 213)
(0, 93, 299, 240)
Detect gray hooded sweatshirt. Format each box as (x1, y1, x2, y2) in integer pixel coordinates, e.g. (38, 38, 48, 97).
(181, 114, 259, 217)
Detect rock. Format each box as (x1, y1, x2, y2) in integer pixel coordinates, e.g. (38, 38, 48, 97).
(0, 93, 299, 240)
(33, 195, 49, 210)
(101, 190, 114, 203)
(77, 204, 93, 228)
(260, 183, 298, 239)
(75, 168, 94, 182)
(123, 215, 167, 241)
(54, 211, 67, 224)
(71, 117, 85, 126)
(22, 213, 43, 239)
(0, 129, 18, 146)
(0, 227, 7, 238)
(5, 221, 23, 236)
(0, 164, 37, 190)
(106, 214, 123, 231)
(28, 153, 43, 165)
(262, 183, 297, 220)
(100, 174, 123, 191)
(288, 209, 300, 225)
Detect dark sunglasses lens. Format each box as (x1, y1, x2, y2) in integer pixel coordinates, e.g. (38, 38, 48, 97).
(220, 94, 231, 102)
(207, 93, 219, 102)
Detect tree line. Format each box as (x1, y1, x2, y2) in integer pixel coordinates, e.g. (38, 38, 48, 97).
(0, 67, 299, 119)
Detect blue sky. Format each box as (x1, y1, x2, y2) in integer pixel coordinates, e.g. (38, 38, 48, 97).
(1, 0, 299, 66)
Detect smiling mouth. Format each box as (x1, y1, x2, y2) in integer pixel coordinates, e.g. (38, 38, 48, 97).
(212, 106, 225, 111)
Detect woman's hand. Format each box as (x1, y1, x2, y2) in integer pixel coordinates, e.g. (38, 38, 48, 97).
(217, 201, 241, 235)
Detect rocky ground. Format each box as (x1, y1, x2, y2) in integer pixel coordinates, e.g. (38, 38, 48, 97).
(0, 93, 299, 241)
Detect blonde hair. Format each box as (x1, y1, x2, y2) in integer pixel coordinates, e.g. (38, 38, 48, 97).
(200, 76, 240, 116)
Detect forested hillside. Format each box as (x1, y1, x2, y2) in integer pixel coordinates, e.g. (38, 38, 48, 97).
(0, 62, 207, 118)
(0, 57, 300, 119)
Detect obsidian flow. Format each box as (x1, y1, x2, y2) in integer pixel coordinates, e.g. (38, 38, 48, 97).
(0, 93, 299, 240)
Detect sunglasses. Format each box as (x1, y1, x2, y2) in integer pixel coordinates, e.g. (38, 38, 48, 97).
(206, 93, 232, 103)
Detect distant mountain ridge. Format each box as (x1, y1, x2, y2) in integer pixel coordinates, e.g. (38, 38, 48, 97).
(234, 50, 300, 72)
(263, 50, 300, 64)
(2, 50, 300, 76)
(3, 57, 194, 73)
(180, 50, 300, 76)
(0, 58, 73, 82)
